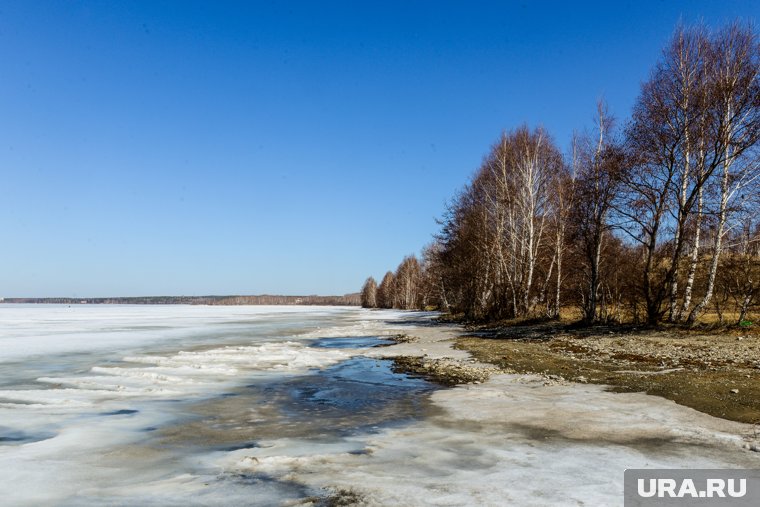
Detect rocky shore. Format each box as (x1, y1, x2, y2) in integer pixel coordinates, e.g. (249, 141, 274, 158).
(390, 355, 500, 386)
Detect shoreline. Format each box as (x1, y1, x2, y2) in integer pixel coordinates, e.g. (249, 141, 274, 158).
(456, 321, 760, 426)
(371, 314, 760, 449)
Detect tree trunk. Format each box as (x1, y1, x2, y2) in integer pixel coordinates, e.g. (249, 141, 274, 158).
(687, 148, 731, 325)
(679, 182, 704, 320)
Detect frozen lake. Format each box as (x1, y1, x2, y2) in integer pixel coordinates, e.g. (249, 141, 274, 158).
(0, 304, 757, 506)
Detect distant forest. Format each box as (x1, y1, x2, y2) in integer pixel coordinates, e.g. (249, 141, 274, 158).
(362, 21, 760, 326)
(4, 294, 361, 306)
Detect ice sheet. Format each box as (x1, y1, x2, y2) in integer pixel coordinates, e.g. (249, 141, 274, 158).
(224, 375, 759, 506)
(0, 304, 757, 507)
(0, 304, 341, 362)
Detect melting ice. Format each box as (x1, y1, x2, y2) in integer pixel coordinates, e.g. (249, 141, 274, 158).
(0, 304, 757, 506)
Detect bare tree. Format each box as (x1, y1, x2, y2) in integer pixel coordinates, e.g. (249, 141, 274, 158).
(618, 88, 677, 327)
(394, 255, 422, 309)
(360, 276, 378, 308)
(376, 271, 396, 309)
(571, 101, 626, 322)
(435, 126, 562, 320)
(620, 26, 707, 325)
(687, 22, 760, 324)
(419, 241, 449, 311)
(617, 23, 760, 325)
(545, 153, 574, 319)
(663, 25, 711, 322)
(487, 126, 563, 317)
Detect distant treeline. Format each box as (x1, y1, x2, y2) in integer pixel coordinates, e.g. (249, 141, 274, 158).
(4, 294, 361, 306)
(362, 21, 760, 326)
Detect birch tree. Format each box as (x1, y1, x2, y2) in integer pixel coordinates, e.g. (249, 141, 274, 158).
(376, 271, 396, 309)
(687, 22, 760, 324)
(394, 255, 422, 310)
(360, 277, 378, 308)
(620, 23, 760, 325)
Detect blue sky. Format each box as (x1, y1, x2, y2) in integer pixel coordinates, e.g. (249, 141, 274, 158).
(1, 1, 758, 297)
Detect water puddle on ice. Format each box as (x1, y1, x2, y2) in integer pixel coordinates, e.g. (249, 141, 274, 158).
(158, 356, 440, 450)
(309, 335, 396, 349)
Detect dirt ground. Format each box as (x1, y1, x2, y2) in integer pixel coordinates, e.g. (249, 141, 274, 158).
(454, 322, 760, 425)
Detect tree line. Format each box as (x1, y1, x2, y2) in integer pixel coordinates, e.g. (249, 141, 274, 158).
(362, 22, 760, 326)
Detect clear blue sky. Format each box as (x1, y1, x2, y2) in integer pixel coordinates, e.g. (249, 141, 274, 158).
(1, 1, 758, 297)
